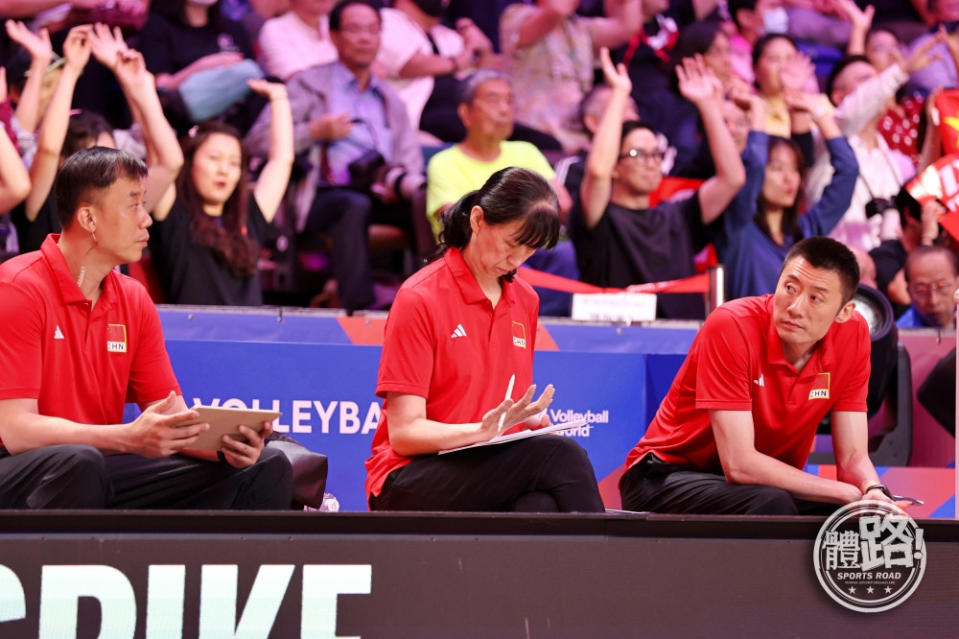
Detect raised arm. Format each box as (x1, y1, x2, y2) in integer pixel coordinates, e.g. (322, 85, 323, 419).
(836, 0, 875, 55)
(94, 26, 184, 214)
(24, 24, 91, 222)
(711, 409, 864, 503)
(0, 71, 31, 212)
(5, 20, 53, 134)
(507, 0, 577, 50)
(788, 92, 858, 236)
(722, 92, 769, 233)
(247, 79, 294, 223)
(679, 56, 746, 224)
(588, 0, 642, 50)
(2, 0, 101, 16)
(580, 47, 631, 229)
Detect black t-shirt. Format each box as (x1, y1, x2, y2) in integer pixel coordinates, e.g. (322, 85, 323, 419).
(569, 194, 707, 319)
(139, 12, 254, 77)
(149, 195, 268, 306)
(11, 194, 59, 255)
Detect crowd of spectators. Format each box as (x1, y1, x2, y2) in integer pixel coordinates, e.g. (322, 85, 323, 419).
(1, 0, 958, 328)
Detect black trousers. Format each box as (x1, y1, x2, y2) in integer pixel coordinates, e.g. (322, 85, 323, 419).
(369, 435, 605, 513)
(304, 187, 411, 312)
(0, 445, 293, 510)
(619, 453, 838, 516)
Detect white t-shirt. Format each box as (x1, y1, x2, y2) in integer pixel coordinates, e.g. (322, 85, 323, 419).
(376, 8, 464, 130)
(257, 11, 337, 80)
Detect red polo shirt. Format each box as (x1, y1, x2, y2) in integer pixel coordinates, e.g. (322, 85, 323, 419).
(0, 236, 179, 434)
(626, 295, 869, 474)
(365, 248, 540, 498)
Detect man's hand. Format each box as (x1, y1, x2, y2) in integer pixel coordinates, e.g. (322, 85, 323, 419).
(126, 392, 209, 458)
(457, 18, 493, 56)
(309, 112, 353, 141)
(920, 199, 945, 244)
(219, 421, 272, 468)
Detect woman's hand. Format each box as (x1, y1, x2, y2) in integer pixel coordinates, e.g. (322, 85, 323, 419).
(89, 22, 129, 71)
(676, 55, 722, 107)
(5, 21, 53, 64)
(478, 383, 555, 440)
(62, 25, 93, 74)
(247, 78, 288, 102)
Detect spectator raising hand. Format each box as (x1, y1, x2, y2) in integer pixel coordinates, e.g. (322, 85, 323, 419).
(21, 25, 92, 229)
(88, 22, 129, 72)
(676, 55, 723, 108)
(0, 66, 31, 215)
(4, 20, 53, 135)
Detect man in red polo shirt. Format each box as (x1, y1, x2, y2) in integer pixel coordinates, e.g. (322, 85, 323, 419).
(0, 147, 292, 509)
(620, 237, 898, 515)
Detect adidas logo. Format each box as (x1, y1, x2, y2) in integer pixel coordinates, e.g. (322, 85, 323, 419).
(450, 323, 467, 339)
(753, 374, 764, 387)
(54, 325, 64, 340)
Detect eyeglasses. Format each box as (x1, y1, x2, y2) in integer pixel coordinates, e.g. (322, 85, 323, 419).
(618, 148, 664, 163)
(909, 280, 956, 299)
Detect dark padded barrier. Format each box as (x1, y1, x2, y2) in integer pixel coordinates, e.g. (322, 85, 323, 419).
(0, 512, 955, 637)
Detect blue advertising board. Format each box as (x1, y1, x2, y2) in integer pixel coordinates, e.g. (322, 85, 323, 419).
(157, 308, 696, 510)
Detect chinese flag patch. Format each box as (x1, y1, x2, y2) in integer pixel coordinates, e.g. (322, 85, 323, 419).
(512, 321, 527, 349)
(809, 372, 830, 400)
(106, 324, 127, 353)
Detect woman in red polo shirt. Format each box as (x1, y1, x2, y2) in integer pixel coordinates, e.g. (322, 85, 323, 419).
(365, 167, 604, 512)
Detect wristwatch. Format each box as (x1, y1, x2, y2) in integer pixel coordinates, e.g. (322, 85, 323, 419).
(863, 483, 892, 498)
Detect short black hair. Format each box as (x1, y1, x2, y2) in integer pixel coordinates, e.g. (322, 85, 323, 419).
(329, 0, 381, 31)
(63, 111, 114, 160)
(905, 245, 959, 283)
(620, 120, 661, 149)
(826, 55, 871, 105)
(438, 167, 560, 255)
(55, 147, 147, 230)
(780, 237, 860, 304)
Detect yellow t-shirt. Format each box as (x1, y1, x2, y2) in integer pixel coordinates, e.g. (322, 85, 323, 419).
(426, 141, 555, 237)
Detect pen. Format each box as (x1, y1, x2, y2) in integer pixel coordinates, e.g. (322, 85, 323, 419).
(497, 374, 515, 432)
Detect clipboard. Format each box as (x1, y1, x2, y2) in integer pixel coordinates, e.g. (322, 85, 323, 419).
(438, 417, 589, 455)
(181, 405, 281, 451)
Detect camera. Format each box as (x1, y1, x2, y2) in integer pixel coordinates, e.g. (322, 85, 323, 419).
(864, 196, 896, 219)
(347, 149, 386, 193)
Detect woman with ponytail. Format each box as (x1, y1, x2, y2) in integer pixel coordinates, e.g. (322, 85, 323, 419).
(365, 167, 604, 513)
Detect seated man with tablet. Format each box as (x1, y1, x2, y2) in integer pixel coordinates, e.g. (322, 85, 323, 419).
(0, 148, 293, 509)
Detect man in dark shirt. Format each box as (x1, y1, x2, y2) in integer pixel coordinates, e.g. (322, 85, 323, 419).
(571, 48, 744, 319)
